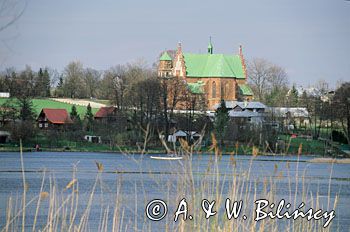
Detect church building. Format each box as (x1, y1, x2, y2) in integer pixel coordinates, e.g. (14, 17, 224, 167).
(158, 40, 254, 110)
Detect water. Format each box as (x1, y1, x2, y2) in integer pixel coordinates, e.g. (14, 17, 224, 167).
(0, 152, 349, 231)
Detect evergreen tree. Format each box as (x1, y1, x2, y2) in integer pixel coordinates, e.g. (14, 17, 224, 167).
(36, 68, 44, 97)
(84, 103, 94, 132)
(70, 105, 80, 122)
(288, 85, 299, 107)
(36, 68, 51, 97)
(214, 99, 229, 146)
(70, 105, 80, 121)
(43, 69, 51, 97)
(18, 96, 35, 121)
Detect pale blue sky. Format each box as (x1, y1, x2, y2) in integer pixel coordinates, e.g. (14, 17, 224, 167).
(1, 0, 349, 87)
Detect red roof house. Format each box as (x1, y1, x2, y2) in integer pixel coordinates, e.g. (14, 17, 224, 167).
(94, 107, 127, 128)
(37, 108, 72, 129)
(94, 106, 117, 119)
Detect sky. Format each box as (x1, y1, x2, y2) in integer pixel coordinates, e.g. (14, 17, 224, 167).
(0, 0, 349, 88)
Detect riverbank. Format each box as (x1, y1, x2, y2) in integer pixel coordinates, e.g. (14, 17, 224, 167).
(0, 144, 346, 157)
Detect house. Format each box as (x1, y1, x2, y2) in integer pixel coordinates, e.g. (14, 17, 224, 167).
(94, 106, 116, 120)
(95, 106, 122, 122)
(267, 107, 310, 128)
(228, 110, 264, 125)
(213, 101, 266, 112)
(94, 106, 128, 132)
(37, 108, 72, 129)
(158, 40, 254, 110)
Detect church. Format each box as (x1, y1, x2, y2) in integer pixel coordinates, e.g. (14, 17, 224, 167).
(158, 40, 254, 110)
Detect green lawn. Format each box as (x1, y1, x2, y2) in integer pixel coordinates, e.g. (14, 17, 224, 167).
(0, 98, 99, 117)
(279, 135, 326, 155)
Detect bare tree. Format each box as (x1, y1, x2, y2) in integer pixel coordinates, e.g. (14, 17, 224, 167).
(63, 61, 86, 98)
(333, 82, 350, 144)
(247, 58, 288, 105)
(84, 68, 100, 98)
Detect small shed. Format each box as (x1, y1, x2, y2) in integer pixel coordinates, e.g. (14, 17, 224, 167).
(168, 130, 202, 143)
(0, 131, 10, 143)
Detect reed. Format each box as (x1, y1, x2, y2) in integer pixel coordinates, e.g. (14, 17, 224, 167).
(0, 135, 340, 232)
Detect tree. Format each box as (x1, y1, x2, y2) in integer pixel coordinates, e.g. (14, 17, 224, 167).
(70, 105, 80, 122)
(247, 58, 288, 104)
(35, 68, 51, 97)
(160, 76, 188, 137)
(332, 82, 350, 144)
(84, 68, 100, 98)
(214, 100, 229, 146)
(17, 96, 35, 121)
(43, 68, 51, 97)
(10, 95, 36, 143)
(63, 61, 85, 98)
(103, 65, 128, 109)
(0, 99, 18, 127)
(84, 103, 94, 132)
(287, 84, 299, 107)
(54, 75, 64, 97)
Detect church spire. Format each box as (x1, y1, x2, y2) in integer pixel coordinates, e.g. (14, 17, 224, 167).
(207, 36, 213, 54)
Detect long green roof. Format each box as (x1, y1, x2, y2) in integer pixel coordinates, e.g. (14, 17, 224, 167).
(183, 53, 245, 78)
(239, 84, 253, 96)
(160, 52, 172, 61)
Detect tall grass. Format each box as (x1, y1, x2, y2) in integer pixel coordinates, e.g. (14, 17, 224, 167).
(0, 135, 340, 232)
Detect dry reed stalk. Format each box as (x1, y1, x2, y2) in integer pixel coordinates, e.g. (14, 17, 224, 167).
(19, 139, 26, 232)
(32, 170, 47, 232)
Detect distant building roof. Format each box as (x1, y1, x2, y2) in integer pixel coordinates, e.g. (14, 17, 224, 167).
(267, 107, 309, 117)
(228, 111, 262, 118)
(183, 53, 245, 78)
(213, 101, 266, 110)
(236, 101, 266, 109)
(95, 106, 117, 118)
(39, 109, 72, 124)
(160, 52, 172, 61)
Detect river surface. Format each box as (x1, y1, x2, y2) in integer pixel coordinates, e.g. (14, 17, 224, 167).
(0, 152, 349, 231)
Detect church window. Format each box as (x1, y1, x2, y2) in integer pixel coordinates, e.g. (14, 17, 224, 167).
(212, 81, 216, 98)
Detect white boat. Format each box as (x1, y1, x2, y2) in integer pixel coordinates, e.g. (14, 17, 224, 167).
(150, 156, 183, 160)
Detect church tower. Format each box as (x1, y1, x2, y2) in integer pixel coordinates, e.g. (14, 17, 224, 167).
(158, 51, 173, 78)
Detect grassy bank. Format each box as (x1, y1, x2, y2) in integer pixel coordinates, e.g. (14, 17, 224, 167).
(0, 98, 99, 117)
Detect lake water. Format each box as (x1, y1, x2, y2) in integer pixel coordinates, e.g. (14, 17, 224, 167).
(0, 152, 349, 231)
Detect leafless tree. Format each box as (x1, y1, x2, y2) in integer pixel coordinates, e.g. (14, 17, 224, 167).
(63, 61, 85, 98)
(247, 58, 288, 104)
(84, 68, 100, 98)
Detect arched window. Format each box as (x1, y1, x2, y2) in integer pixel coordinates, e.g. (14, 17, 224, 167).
(212, 81, 216, 98)
(221, 81, 225, 98)
(225, 82, 230, 98)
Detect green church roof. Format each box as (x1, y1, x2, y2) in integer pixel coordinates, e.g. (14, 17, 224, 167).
(160, 52, 172, 61)
(239, 84, 253, 96)
(183, 53, 245, 78)
(187, 81, 205, 94)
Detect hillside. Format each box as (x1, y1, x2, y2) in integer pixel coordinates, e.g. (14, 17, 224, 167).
(0, 98, 99, 117)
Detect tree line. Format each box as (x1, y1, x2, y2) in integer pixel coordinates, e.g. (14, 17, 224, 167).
(1, 59, 349, 147)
